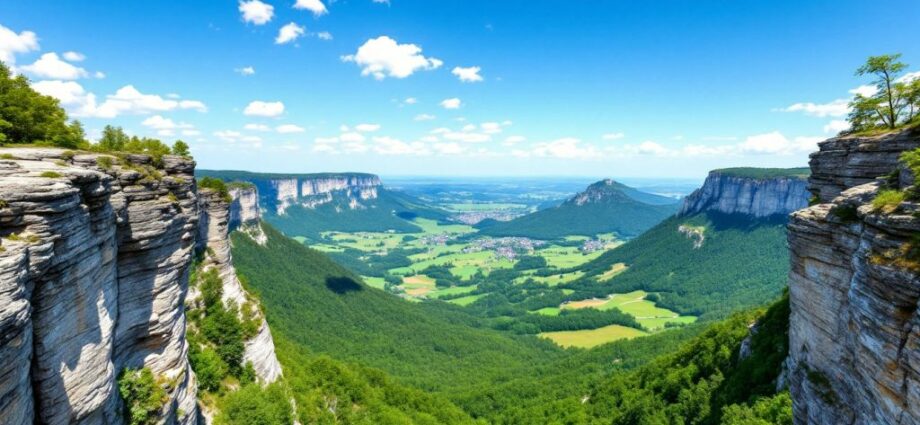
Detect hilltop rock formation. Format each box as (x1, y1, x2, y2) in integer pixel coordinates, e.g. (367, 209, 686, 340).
(196, 190, 281, 385)
(0, 148, 198, 424)
(787, 129, 920, 424)
(228, 185, 266, 244)
(679, 169, 809, 218)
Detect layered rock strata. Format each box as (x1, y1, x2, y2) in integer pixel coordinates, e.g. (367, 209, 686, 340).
(0, 148, 198, 424)
(679, 170, 809, 218)
(788, 129, 920, 424)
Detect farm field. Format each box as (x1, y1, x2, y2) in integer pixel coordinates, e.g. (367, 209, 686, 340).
(539, 324, 648, 348)
(562, 290, 698, 331)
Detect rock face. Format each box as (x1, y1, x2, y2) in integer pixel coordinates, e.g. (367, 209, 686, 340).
(199, 171, 381, 215)
(228, 185, 266, 245)
(679, 170, 809, 218)
(196, 189, 281, 385)
(0, 148, 198, 424)
(787, 129, 920, 425)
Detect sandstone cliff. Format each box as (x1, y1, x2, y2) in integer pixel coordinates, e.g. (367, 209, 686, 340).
(0, 148, 198, 424)
(195, 189, 281, 385)
(679, 169, 810, 218)
(787, 129, 920, 424)
(228, 185, 266, 245)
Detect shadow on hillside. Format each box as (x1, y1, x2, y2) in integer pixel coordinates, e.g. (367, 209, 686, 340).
(326, 276, 363, 294)
(705, 211, 787, 232)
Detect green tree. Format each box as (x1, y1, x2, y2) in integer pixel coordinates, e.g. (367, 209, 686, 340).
(98, 125, 130, 151)
(172, 140, 191, 157)
(117, 368, 168, 425)
(0, 61, 85, 147)
(849, 54, 920, 131)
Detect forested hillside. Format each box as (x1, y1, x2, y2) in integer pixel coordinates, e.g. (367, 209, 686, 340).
(571, 211, 789, 320)
(477, 179, 678, 239)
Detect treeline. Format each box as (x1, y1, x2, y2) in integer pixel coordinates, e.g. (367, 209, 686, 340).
(0, 62, 191, 159)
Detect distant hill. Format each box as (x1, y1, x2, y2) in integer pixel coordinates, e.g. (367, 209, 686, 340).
(476, 179, 679, 239)
(713, 167, 810, 180)
(198, 169, 447, 238)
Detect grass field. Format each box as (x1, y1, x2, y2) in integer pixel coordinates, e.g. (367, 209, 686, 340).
(538, 245, 605, 269)
(362, 276, 387, 289)
(598, 262, 628, 281)
(532, 307, 561, 316)
(539, 324, 648, 348)
(562, 290, 698, 331)
(401, 275, 437, 296)
(429, 285, 478, 298)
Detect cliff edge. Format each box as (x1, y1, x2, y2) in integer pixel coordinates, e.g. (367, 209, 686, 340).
(787, 129, 920, 424)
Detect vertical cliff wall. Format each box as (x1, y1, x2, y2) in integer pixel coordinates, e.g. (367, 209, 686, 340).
(679, 169, 810, 218)
(787, 130, 920, 424)
(196, 189, 281, 385)
(0, 148, 198, 424)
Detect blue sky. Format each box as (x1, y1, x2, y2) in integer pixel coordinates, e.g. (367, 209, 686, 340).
(2, 0, 919, 178)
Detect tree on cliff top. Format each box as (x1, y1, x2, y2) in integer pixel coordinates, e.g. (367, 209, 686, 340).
(849, 54, 920, 131)
(0, 61, 86, 148)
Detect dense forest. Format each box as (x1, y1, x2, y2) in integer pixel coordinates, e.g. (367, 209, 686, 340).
(229, 223, 792, 423)
(569, 211, 790, 320)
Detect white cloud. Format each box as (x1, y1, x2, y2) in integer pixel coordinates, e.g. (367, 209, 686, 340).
(35, 84, 208, 118)
(355, 123, 381, 132)
(404, 97, 418, 105)
(433, 142, 466, 155)
(737, 131, 819, 155)
(824, 120, 850, 134)
(440, 98, 461, 109)
(141, 115, 193, 131)
(244, 123, 271, 131)
(532, 138, 601, 159)
(342, 36, 443, 80)
(316, 31, 333, 41)
(480, 122, 503, 134)
(0, 24, 39, 65)
(340, 132, 366, 143)
(294, 0, 328, 16)
(276, 124, 305, 133)
(214, 130, 263, 145)
(62, 51, 85, 62)
(372, 136, 429, 155)
(244, 100, 285, 117)
(849, 84, 877, 98)
(780, 99, 849, 117)
(276, 23, 306, 44)
(503, 135, 526, 145)
(94, 71, 105, 79)
(602, 132, 625, 140)
(897, 71, 920, 84)
(236, 66, 256, 76)
(21, 53, 88, 80)
(414, 113, 435, 121)
(182, 129, 201, 136)
(239, 0, 274, 25)
(451, 66, 483, 82)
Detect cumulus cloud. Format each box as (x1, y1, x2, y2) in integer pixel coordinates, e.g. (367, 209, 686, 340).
(355, 123, 381, 132)
(236, 66, 255, 76)
(21, 52, 88, 80)
(848, 84, 877, 98)
(0, 24, 39, 65)
(342, 36, 443, 80)
(316, 31, 333, 41)
(214, 130, 263, 146)
(243, 100, 285, 117)
(372, 136, 429, 155)
(276, 124, 305, 133)
(532, 138, 602, 159)
(294, 0, 328, 16)
(779, 99, 849, 117)
(141, 115, 192, 130)
(440, 98, 461, 109)
(239, 0, 274, 25)
(824, 120, 850, 134)
(62, 51, 85, 62)
(276, 23, 306, 44)
(244, 123, 271, 131)
(503, 135, 526, 145)
(404, 97, 418, 105)
(736, 131, 820, 155)
(451, 66, 483, 82)
(414, 113, 435, 121)
(33, 82, 207, 118)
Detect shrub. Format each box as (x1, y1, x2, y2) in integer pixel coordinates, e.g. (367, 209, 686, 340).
(118, 368, 168, 425)
(97, 156, 114, 170)
(215, 382, 292, 425)
(61, 150, 75, 161)
(39, 171, 63, 178)
(872, 189, 905, 214)
(199, 177, 232, 202)
(171, 140, 191, 157)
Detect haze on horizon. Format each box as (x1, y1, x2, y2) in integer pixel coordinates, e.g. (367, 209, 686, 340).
(2, 0, 919, 178)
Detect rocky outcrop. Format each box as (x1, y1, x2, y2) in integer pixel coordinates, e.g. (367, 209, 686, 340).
(199, 171, 381, 215)
(196, 189, 281, 385)
(679, 170, 809, 218)
(787, 129, 920, 425)
(228, 186, 266, 245)
(0, 148, 198, 424)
